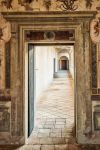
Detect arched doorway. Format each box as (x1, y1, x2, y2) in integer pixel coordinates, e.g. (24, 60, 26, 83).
(59, 56, 69, 70)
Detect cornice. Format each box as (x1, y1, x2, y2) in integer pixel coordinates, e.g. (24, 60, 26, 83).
(1, 11, 97, 22)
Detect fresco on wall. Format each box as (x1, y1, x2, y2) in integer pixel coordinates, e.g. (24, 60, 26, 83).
(56, 0, 78, 11)
(90, 18, 100, 43)
(85, 0, 93, 9)
(0, 0, 100, 11)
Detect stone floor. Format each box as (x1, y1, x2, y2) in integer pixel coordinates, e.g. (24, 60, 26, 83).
(36, 72, 74, 121)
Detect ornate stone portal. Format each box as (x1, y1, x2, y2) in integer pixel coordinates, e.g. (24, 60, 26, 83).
(0, 11, 100, 145)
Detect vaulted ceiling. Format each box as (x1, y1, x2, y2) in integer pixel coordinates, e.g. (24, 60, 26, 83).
(55, 46, 73, 54)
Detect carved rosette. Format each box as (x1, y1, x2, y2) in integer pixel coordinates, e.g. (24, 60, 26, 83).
(90, 18, 100, 44)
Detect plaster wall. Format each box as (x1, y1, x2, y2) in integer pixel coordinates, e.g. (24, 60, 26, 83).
(35, 46, 57, 101)
(69, 47, 74, 79)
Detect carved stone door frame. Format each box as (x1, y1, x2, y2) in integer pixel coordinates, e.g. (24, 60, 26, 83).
(1, 11, 98, 145)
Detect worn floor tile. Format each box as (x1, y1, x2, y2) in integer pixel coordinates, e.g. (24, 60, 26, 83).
(17, 145, 41, 150)
(41, 145, 55, 150)
(55, 144, 68, 150)
(50, 131, 61, 137)
(39, 137, 53, 144)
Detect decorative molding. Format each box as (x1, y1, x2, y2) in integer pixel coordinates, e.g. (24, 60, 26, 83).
(0, 96, 11, 101)
(25, 30, 75, 41)
(91, 95, 100, 101)
(56, 0, 78, 11)
(2, 11, 97, 20)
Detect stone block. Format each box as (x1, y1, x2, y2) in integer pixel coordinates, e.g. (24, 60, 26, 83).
(41, 145, 55, 150)
(17, 145, 41, 150)
(27, 137, 40, 145)
(50, 131, 61, 138)
(55, 144, 68, 150)
(39, 137, 53, 144)
(52, 137, 66, 144)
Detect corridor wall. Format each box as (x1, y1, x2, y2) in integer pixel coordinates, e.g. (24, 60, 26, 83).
(35, 46, 57, 101)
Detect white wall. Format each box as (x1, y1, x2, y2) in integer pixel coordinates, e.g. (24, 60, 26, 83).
(34, 46, 57, 101)
(69, 46, 74, 79)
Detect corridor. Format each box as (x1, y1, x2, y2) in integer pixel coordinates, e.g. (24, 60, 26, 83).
(36, 72, 74, 128)
(27, 71, 74, 148)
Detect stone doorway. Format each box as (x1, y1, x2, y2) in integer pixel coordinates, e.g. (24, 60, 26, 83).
(1, 12, 98, 146)
(59, 56, 69, 70)
(61, 60, 67, 70)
